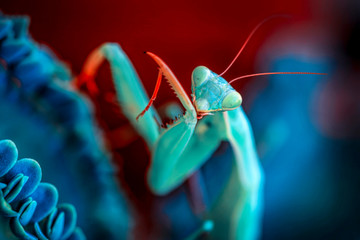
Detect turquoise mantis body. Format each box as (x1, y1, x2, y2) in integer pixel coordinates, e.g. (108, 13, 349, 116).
(76, 16, 325, 239)
(76, 43, 263, 240)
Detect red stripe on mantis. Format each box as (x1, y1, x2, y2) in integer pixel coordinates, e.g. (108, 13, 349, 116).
(145, 52, 195, 115)
(75, 47, 105, 95)
(136, 69, 163, 121)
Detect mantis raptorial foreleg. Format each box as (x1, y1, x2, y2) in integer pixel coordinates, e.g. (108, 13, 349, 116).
(78, 44, 201, 195)
(76, 43, 160, 149)
(143, 52, 199, 195)
(147, 115, 197, 194)
(148, 112, 227, 195)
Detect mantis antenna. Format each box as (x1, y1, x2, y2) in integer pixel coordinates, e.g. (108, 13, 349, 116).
(136, 69, 163, 120)
(228, 72, 327, 84)
(218, 15, 289, 77)
(217, 16, 327, 85)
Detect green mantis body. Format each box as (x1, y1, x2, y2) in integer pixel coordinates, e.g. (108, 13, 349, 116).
(77, 43, 263, 240)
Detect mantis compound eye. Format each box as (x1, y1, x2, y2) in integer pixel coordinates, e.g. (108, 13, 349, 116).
(195, 98, 210, 111)
(221, 91, 242, 110)
(192, 66, 210, 87)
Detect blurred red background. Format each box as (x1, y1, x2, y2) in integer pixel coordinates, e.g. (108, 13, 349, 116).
(2, 0, 312, 104)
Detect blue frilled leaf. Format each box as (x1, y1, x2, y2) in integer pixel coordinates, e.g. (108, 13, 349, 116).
(0, 189, 18, 217)
(30, 182, 58, 223)
(1, 158, 42, 202)
(33, 204, 82, 240)
(13, 50, 50, 92)
(9, 217, 37, 240)
(39, 44, 72, 81)
(18, 197, 37, 226)
(68, 227, 86, 240)
(0, 64, 7, 93)
(40, 84, 88, 127)
(0, 140, 18, 177)
(57, 203, 77, 239)
(0, 38, 32, 64)
(3, 173, 29, 203)
(0, 19, 12, 39)
(9, 16, 29, 39)
(34, 221, 48, 240)
(46, 208, 65, 240)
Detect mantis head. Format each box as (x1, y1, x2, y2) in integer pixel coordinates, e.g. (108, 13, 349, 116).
(191, 66, 242, 116)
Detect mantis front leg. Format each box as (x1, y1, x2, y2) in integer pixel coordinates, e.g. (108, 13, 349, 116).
(78, 44, 200, 196)
(76, 43, 160, 149)
(143, 53, 199, 195)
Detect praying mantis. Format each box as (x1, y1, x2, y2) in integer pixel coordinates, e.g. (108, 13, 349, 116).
(75, 18, 325, 240)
